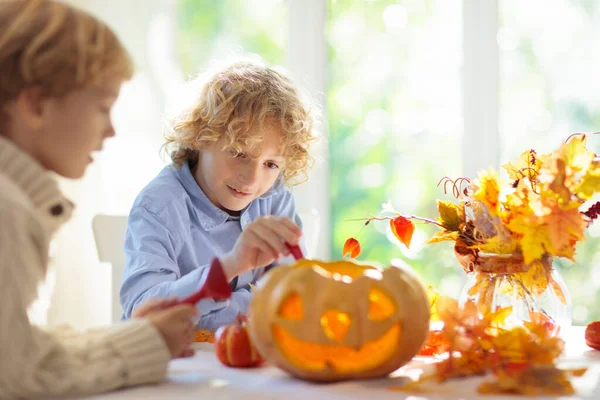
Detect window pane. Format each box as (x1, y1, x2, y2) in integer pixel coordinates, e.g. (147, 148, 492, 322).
(500, 0, 600, 324)
(327, 0, 464, 295)
(177, 0, 286, 73)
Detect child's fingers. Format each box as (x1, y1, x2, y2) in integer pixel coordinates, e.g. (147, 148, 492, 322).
(252, 224, 289, 259)
(277, 216, 302, 237)
(133, 297, 169, 317)
(167, 304, 198, 320)
(265, 218, 301, 246)
(255, 216, 300, 247)
(254, 220, 289, 258)
(246, 229, 280, 260)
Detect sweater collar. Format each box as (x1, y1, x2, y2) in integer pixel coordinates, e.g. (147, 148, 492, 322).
(0, 136, 74, 233)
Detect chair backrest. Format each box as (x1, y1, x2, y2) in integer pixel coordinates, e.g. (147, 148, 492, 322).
(92, 209, 320, 323)
(92, 214, 128, 323)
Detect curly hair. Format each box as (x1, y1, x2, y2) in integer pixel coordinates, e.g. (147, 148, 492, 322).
(0, 0, 133, 118)
(164, 60, 317, 186)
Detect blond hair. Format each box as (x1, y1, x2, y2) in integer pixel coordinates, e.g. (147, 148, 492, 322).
(164, 60, 317, 186)
(0, 0, 133, 115)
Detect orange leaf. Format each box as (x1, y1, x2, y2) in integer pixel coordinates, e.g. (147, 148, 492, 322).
(342, 237, 361, 258)
(390, 216, 415, 248)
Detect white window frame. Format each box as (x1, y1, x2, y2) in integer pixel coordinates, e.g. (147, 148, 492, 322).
(286, 0, 500, 260)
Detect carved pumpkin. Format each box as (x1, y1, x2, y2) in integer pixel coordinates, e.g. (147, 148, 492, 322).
(247, 258, 430, 382)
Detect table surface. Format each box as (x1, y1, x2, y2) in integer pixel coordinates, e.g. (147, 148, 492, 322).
(85, 326, 600, 400)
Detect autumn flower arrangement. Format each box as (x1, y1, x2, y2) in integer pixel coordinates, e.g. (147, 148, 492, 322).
(344, 133, 600, 294)
(344, 133, 599, 395)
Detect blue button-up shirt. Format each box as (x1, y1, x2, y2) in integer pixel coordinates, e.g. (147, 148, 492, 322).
(120, 161, 303, 330)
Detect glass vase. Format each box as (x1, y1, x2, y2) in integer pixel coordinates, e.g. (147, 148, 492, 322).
(456, 252, 572, 335)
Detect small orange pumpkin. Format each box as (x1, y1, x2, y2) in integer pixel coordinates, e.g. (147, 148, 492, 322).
(215, 314, 263, 368)
(585, 321, 600, 351)
(247, 258, 430, 382)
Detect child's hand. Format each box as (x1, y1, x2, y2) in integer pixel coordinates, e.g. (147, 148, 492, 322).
(147, 305, 196, 359)
(132, 297, 177, 318)
(222, 216, 301, 279)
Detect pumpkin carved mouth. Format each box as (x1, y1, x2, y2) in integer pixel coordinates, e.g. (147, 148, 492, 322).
(272, 323, 402, 372)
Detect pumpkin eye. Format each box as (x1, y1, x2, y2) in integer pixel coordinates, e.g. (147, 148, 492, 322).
(321, 310, 352, 342)
(368, 288, 396, 320)
(278, 292, 304, 320)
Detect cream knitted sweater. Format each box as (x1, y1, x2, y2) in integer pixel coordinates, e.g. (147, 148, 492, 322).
(0, 137, 171, 398)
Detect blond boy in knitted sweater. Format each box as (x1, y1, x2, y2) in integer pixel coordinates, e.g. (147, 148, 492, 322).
(0, 0, 197, 398)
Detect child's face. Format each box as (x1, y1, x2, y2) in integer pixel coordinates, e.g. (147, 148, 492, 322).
(194, 120, 285, 213)
(12, 75, 122, 179)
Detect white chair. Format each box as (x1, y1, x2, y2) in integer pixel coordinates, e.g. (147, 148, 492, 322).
(92, 214, 129, 323)
(92, 209, 320, 324)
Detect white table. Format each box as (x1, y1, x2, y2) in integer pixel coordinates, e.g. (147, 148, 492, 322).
(86, 327, 600, 400)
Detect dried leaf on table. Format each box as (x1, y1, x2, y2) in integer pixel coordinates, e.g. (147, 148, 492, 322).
(478, 364, 586, 396)
(194, 329, 215, 343)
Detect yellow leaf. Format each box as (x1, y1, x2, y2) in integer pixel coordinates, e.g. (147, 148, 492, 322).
(561, 135, 594, 173)
(489, 306, 513, 328)
(501, 149, 543, 181)
(548, 277, 567, 304)
(477, 235, 518, 255)
(474, 168, 502, 216)
(539, 197, 586, 253)
(515, 259, 550, 296)
(507, 219, 554, 265)
(478, 365, 576, 396)
(426, 230, 458, 244)
(426, 286, 440, 322)
(547, 158, 571, 204)
(436, 200, 463, 231)
(575, 159, 600, 200)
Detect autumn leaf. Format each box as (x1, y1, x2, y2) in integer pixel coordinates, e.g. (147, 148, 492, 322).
(547, 158, 571, 204)
(512, 259, 550, 296)
(426, 230, 458, 244)
(476, 235, 518, 255)
(390, 216, 415, 248)
(478, 364, 578, 396)
(488, 306, 513, 330)
(342, 237, 361, 258)
(539, 197, 586, 255)
(466, 274, 497, 316)
(474, 168, 502, 216)
(426, 286, 440, 322)
(574, 158, 600, 200)
(548, 277, 567, 304)
(561, 134, 594, 173)
(437, 297, 489, 341)
(418, 329, 452, 356)
(436, 200, 463, 231)
(527, 311, 560, 337)
(436, 352, 489, 381)
(502, 149, 543, 181)
(507, 216, 554, 265)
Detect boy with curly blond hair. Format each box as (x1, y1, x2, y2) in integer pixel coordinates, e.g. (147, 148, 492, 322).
(121, 60, 317, 330)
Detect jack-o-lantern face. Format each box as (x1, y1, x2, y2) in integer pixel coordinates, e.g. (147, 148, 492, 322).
(248, 259, 430, 382)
